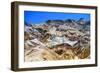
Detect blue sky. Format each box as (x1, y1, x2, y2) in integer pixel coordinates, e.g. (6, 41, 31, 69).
(24, 11, 90, 24)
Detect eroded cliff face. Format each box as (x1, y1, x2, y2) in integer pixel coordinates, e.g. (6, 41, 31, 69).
(24, 19, 90, 62)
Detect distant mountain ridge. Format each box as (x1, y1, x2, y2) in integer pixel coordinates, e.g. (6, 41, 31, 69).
(25, 18, 90, 30)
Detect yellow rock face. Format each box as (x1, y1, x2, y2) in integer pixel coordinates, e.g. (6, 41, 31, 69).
(77, 48, 90, 59)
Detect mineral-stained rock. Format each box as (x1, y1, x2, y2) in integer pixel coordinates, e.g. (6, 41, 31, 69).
(60, 49, 79, 60)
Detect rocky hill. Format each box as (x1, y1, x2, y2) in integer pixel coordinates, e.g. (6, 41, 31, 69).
(24, 18, 90, 62)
